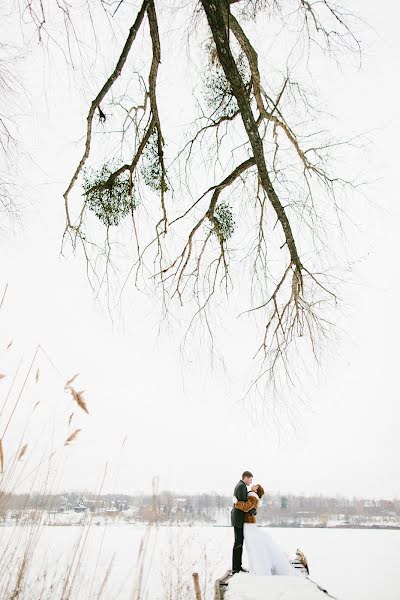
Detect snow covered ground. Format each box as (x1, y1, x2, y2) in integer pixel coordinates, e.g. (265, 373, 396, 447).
(0, 524, 399, 599)
(225, 574, 329, 600)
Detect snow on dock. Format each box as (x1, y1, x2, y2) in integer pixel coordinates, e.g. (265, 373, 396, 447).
(223, 573, 335, 600)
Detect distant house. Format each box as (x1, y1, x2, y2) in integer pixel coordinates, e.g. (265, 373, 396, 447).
(57, 496, 73, 512)
(73, 499, 87, 513)
(115, 498, 128, 511)
(104, 498, 128, 512)
(175, 498, 187, 512)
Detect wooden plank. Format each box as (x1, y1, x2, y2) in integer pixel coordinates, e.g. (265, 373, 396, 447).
(214, 570, 233, 600)
(193, 572, 202, 600)
(215, 552, 311, 598)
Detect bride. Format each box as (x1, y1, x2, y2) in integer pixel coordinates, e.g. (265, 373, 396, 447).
(235, 484, 301, 576)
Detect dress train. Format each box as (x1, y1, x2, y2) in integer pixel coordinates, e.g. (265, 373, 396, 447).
(243, 523, 301, 576)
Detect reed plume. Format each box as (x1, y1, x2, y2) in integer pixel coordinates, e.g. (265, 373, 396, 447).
(64, 374, 89, 414)
(64, 428, 81, 446)
(70, 389, 89, 414)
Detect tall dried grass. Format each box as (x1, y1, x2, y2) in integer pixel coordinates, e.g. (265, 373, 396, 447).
(0, 287, 213, 599)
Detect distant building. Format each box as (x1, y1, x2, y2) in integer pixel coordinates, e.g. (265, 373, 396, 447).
(175, 498, 187, 512)
(73, 498, 87, 513)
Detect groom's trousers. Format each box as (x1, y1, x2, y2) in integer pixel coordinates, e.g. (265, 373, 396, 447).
(232, 526, 244, 571)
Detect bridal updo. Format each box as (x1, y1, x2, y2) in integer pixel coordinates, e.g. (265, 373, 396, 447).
(255, 484, 265, 498)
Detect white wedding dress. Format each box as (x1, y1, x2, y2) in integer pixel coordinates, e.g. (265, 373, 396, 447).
(242, 492, 301, 576)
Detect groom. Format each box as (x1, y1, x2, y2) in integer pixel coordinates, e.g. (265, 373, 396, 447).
(231, 470, 256, 573)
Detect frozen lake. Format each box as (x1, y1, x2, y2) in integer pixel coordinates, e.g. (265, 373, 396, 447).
(1, 523, 399, 599)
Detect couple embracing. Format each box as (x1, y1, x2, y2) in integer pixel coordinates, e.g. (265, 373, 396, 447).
(231, 470, 300, 577)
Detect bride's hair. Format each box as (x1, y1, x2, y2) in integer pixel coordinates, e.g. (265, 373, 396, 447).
(255, 484, 265, 498)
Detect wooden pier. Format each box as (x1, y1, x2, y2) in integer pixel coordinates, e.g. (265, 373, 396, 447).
(214, 551, 336, 600)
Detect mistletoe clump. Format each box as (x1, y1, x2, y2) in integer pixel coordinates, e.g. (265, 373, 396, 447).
(140, 130, 168, 193)
(203, 50, 251, 118)
(82, 159, 136, 227)
(213, 201, 235, 241)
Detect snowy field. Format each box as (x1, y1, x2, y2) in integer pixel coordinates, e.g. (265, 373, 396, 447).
(0, 524, 399, 599)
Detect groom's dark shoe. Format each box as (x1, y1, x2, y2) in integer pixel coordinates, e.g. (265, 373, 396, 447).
(231, 568, 249, 574)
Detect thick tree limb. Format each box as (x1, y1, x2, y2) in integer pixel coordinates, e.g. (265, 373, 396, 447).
(147, 1, 168, 232)
(201, 0, 304, 287)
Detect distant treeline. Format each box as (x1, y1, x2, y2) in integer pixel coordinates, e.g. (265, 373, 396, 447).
(2, 491, 400, 525)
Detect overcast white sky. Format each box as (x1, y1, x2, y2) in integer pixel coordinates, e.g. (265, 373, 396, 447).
(0, 0, 399, 500)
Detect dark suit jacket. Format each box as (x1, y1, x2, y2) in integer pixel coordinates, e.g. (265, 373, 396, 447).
(231, 480, 256, 527)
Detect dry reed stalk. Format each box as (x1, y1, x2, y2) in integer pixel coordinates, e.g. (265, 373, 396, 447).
(61, 464, 108, 599)
(96, 553, 115, 598)
(133, 536, 146, 600)
(64, 428, 81, 446)
(68, 412, 74, 427)
(0, 283, 7, 310)
(152, 475, 159, 522)
(64, 373, 79, 389)
(1, 346, 40, 439)
(0, 438, 3, 472)
(17, 444, 28, 461)
(35, 369, 39, 383)
(9, 550, 27, 599)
